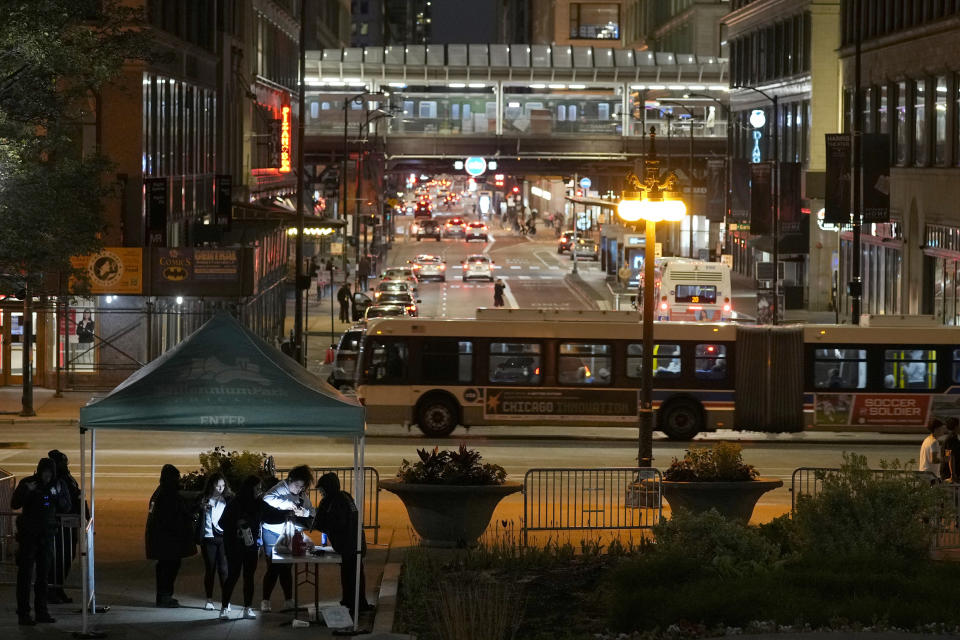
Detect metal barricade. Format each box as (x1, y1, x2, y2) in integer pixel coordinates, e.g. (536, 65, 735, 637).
(278, 466, 381, 544)
(790, 466, 960, 550)
(522, 467, 662, 546)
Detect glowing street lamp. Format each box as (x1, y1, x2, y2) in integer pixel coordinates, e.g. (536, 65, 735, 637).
(617, 127, 686, 468)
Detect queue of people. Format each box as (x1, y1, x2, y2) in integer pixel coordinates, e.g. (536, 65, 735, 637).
(138, 463, 370, 621)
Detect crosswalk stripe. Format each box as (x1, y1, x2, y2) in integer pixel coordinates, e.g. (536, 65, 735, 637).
(509, 265, 522, 270)
(529, 265, 541, 270)
(517, 275, 531, 280)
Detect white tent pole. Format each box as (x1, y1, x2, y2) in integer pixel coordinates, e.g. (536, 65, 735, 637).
(80, 427, 89, 634)
(353, 433, 365, 631)
(91, 427, 97, 612)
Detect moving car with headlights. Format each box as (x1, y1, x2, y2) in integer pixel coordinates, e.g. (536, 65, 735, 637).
(364, 305, 408, 321)
(374, 280, 413, 301)
(461, 254, 494, 282)
(410, 254, 447, 281)
(465, 222, 489, 242)
(381, 266, 419, 293)
(557, 231, 575, 254)
(570, 238, 599, 261)
(376, 291, 420, 317)
(415, 219, 442, 241)
(444, 217, 467, 238)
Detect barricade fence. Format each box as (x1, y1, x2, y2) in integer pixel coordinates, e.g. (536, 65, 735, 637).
(0, 470, 15, 583)
(278, 466, 380, 544)
(790, 467, 960, 550)
(522, 467, 662, 546)
(0, 511, 82, 588)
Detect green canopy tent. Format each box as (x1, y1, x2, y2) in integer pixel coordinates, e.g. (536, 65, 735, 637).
(76, 313, 366, 635)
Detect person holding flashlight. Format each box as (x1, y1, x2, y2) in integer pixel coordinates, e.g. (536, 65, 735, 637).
(259, 465, 314, 612)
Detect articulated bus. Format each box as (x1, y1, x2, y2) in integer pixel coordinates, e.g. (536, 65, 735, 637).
(355, 310, 960, 439)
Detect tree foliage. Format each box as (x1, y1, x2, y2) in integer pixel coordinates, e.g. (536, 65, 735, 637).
(0, 0, 147, 285)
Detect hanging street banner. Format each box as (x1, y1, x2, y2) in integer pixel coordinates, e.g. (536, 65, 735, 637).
(862, 134, 891, 223)
(778, 162, 808, 254)
(731, 159, 751, 223)
(145, 177, 168, 247)
(750, 162, 773, 236)
(824, 134, 852, 225)
(216, 175, 233, 229)
(706, 158, 726, 222)
(70, 248, 143, 294)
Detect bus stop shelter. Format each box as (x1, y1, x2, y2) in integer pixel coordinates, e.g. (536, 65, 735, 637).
(76, 313, 366, 635)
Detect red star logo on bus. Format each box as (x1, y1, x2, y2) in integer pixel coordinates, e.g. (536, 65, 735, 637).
(486, 392, 501, 413)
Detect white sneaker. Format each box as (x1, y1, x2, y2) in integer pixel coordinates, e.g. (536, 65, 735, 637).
(243, 607, 257, 619)
(204, 600, 215, 611)
(283, 598, 295, 611)
(260, 599, 271, 612)
(219, 608, 230, 621)
(224, 604, 232, 612)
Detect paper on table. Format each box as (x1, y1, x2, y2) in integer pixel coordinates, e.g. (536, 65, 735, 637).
(320, 605, 353, 629)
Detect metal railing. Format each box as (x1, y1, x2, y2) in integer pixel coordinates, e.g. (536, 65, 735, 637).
(790, 467, 960, 550)
(279, 466, 380, 544)
(0, 511, 81, 587)
(0, 470, 15, 583)
(522, 467, 662, 546)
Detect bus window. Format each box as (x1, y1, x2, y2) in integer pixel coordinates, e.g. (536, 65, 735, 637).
(625, 343, 682, 378)
(884, 349, 937, 389)
(954, 349, 960, 383)
(557, 343, 612, 386)
(813, 348, 866, 389)
(695, 344, 728, 381)
(489, 342, 542, 385)
(422, 339, 473, 384)
(675, 285, 717, 304)
(367, 340, 408, 383)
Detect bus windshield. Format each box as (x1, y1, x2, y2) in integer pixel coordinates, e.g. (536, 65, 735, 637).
(675, 285, 717, 304)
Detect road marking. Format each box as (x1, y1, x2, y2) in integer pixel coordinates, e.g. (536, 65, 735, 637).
(509, 265, 522, 270)
(533, 250, 558, 268)
(538, 276, 560, 280)
(517, 275, 531, 280)
(529, 265, 541, 270)
(501, 277, 520, 308)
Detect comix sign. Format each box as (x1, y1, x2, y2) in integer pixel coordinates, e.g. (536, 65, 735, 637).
(280, 105, 292, 173)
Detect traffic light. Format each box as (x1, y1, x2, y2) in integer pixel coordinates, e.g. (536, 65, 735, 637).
(512, 186, 520, 193)
(494, 173, 505, 187)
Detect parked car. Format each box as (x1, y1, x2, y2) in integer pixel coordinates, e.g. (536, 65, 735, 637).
(351, 292, 374, 321)
(462, 254, 494, 282)
(329, 327, 364, 388)
(410, 254, 447, 281)
(415, 219, 442, 241)
(465, 221, 489, 242)
(570, 238, 599, 261)
(557, 231, 575, 254)
(444, 217, 467, 238)
(375, 291, 420, 316)
(364, 305, 408, 321)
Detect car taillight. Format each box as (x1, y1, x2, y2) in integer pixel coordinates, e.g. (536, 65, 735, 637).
(439, 264, 446, 270)
(723, 303, 732, 312)
(405, 305, 415, 311)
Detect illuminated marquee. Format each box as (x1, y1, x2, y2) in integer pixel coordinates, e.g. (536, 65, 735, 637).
(280, 105, 292, 173)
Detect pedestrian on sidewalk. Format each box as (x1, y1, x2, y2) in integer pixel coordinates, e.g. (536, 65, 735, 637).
(314, 473, 372, 613)
(12, 457, 71, 626)
(358, 255, 372, 291)
(260, 465, 314, 612)
(219, 476, 265, 620)
(493, 278, 506, 307)
(199, 473, 231, 611)
(942, 417, 960, 482)
(337, 282, 352, 323)
(146, 464, 196, 608)
(47, 449, 81, 605)
(919, 419, 947, 484)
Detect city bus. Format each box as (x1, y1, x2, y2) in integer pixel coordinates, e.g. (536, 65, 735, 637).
(354, 310, 960, 438)
(654, 258, 733, 322)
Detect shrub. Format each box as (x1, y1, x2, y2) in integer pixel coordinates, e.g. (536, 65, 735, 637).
(178, 446, 272, 492)
(652, 508, 781, 577)
(663, 441, 758, 482)
(792, 453, 944, 562)
(397, 444, 507, 485)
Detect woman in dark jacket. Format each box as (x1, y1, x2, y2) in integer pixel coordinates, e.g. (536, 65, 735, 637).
(145, 464, 196, 608)
(314, 472, 371, 613)
(218, 475, 268, 620)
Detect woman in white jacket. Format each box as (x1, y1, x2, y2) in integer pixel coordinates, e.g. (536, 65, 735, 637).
(260, 465, 314, 612)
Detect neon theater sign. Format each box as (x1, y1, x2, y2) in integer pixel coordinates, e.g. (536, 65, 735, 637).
(280, 105, 292, 173)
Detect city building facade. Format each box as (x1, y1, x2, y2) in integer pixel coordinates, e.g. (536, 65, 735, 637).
(723, 0, 841, 314)
(836, 1, 960, 324)
(531, 0, 625, 47)
(622, 0, 728, 57)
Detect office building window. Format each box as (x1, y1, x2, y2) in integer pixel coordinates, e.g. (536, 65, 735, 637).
(915, 79, 928, 166)
(895, 80, 908, 165)
(569, 3, 620, 39)
(936, 75, 948, 165)
(863, 86, 873, 133)
(878, 84, 889, 134)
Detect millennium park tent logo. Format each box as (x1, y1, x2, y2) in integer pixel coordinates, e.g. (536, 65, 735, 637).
(155, 355, 285, 399)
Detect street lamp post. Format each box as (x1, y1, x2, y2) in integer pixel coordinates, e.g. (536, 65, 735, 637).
(293, 0, 307, 365)
(734, 85, 779, 324)
(618, 128, 687, 467)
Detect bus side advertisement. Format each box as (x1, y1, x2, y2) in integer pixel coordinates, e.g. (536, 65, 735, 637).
(482, 388, 638, 422)
(814, 393, 960, 427)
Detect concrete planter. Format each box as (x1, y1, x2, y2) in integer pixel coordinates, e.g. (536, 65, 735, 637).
(661, 477, 783, 524)
(379, 480, 522, 548)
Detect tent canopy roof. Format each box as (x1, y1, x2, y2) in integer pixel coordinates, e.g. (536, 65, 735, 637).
(80, 313, 364, 436)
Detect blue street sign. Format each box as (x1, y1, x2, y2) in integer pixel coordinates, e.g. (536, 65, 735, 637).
(464, 157, 487, 177)
(579, 177, 592, 189)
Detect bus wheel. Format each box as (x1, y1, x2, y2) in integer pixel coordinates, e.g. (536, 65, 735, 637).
(659, 398, 703, 441)
(417, 395, 459, 437)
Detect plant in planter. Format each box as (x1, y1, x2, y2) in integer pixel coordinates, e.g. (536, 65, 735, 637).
(661, 442, 782, 523)
(179, 446, 273, 492)
(381, 445, 521, 548)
